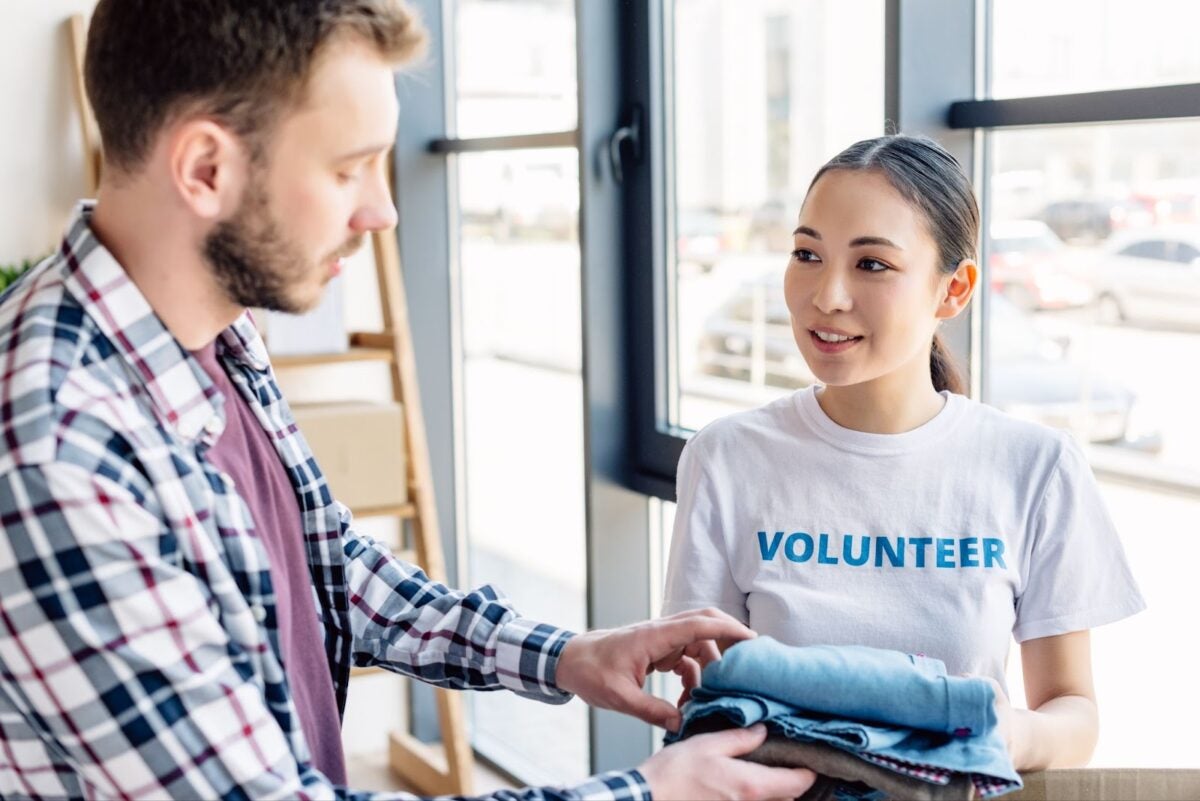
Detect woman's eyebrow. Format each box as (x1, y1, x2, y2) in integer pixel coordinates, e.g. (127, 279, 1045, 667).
(850, 236, 903, 250)
(793, 227, 903, 251)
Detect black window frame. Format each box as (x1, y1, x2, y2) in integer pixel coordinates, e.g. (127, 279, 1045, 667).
(621, 0, 979, 500)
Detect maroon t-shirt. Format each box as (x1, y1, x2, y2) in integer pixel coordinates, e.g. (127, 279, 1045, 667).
(192, 342, 347, 785)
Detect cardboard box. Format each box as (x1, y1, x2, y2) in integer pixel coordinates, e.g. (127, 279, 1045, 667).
(291, 401, 407, 513)
(1010, 769, 1200, 801)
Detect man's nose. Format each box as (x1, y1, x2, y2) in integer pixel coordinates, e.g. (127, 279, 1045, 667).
(351, 168, 399, 233)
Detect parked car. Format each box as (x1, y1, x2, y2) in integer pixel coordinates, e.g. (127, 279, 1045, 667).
(1092, 227, 1200, 330)
(988, 220, 1095, 310)
(695, 274, 1156, 448)
(1039, 198, 1122, 243)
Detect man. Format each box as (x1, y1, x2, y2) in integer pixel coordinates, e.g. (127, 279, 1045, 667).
(0, 2, 815, 799)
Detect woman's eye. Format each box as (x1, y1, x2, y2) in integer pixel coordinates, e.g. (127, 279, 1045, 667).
(858, 257, 889, 272)
(791, 249, 820, 262)
(337, 169, 363, 184)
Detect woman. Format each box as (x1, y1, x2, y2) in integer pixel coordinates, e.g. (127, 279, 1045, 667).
(662, 134, 1144, 771)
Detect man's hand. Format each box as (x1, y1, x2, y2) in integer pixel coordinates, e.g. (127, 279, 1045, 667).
(555, 608, 754, 732)
(637, 724, 816, 801)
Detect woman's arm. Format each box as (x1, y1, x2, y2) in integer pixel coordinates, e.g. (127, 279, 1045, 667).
(1007, 629, 1099, 771)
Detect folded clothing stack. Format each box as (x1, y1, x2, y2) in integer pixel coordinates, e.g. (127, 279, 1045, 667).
(664, 638, 1022, 800)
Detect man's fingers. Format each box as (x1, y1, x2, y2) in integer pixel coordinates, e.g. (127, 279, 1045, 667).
(697, 726, 817, 800)
(673, 655, 702, 690)
(616, 686, 685, 732)
(732, 762, 818, 800)
(695, 723, 770, 757)
(651, 647, 685, 673)
(684, 639, 722, 667)
(653, 612, 755, 657)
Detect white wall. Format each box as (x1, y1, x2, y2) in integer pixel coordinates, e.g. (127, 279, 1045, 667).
(0, 1, 99, 264)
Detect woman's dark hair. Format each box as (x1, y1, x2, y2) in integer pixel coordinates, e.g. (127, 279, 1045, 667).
(806, 134, 979, 395)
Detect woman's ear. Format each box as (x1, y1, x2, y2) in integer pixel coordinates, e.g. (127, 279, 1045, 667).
(936, 259, 979, 321)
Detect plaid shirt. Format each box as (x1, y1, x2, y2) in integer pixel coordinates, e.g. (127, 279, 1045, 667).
(0, 203, 650, 801)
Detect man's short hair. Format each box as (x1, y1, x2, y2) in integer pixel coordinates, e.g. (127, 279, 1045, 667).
(84, 0, 426, 173)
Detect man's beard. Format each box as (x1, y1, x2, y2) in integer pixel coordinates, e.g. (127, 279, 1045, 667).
(202, 176, 312, 313)
(203, 176, 363, 315)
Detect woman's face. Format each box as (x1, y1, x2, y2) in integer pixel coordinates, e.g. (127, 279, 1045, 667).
(784, 168, 954, 390)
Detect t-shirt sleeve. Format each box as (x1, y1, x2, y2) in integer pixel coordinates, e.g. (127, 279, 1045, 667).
(661, 436, 749, 622)
(1012, 436, 1146, 642)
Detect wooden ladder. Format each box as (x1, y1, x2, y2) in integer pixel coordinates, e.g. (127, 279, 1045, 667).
(68, 15, 474, 796)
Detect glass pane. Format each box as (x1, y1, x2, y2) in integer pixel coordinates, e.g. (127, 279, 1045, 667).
(990, 0, 1200, 98)
(456, 148, 589, 783)
(670, 0, 886, 432)
(985, 123, 1200, 767)
(454, 0, 577, 138)
(999, 482, 1200, 768)
(984, 122, 1200, 476)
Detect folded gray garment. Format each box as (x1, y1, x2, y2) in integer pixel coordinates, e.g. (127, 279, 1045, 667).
(744, 736, 976, 801)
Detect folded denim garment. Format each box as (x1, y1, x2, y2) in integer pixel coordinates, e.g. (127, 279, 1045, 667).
(665, 638, 1021, 799)
(748, 735, 976, 801)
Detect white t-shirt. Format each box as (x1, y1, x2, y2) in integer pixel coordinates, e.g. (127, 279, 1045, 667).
(662, 387, 1145, 688)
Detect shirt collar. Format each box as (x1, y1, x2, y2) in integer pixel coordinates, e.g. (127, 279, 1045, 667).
(59, 201, 271, 444)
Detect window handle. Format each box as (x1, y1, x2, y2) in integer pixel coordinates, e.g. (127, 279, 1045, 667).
(609, 105, 643, 185)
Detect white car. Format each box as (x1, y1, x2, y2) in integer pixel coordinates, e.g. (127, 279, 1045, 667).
(1095, 227, 1200, 329)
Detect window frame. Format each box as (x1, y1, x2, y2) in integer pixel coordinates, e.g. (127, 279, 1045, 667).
(623, 0, 1200, 501)
(622, 0, 979, 500)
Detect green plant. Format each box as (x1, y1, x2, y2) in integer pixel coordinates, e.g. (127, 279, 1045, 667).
(0, 257, 41, 293)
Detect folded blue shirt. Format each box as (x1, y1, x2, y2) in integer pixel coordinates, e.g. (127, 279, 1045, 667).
(666, 638, 1022, 798)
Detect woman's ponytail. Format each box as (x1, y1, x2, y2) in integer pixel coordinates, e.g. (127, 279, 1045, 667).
(930, 333, 965, 395)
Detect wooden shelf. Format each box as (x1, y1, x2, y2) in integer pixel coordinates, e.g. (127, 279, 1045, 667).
(351, 665, 389, 678)
(351, 503, 417, 520)
(271, 345, 394, 369)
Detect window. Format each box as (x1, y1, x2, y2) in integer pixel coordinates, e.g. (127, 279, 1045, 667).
(396, 0, 1199, 777)
(450, 0, 589, 784)
(670, 0, 887, 434)
(990, 0, 1200, 98)
(623, 0, 1199, 770)
(975, 3, 1200, 768)
(1117, 240, 1165, 260)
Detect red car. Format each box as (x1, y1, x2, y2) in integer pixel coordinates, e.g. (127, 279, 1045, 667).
(988, 220, 1095, 310)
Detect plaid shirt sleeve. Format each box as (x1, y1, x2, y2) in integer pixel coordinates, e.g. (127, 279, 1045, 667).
(0, 463, 651, 801)
(339, 505, 577, 702)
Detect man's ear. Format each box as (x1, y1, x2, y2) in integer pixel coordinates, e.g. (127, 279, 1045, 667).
(166, 119, 248, 221)
(936, 258, 979, 321)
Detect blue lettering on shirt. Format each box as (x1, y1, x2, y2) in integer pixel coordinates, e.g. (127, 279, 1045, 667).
(843, 535, 870, 567)
(755, 531, 1009, 570)
(909, 537, 933, 568)
(936, 538, 955, 568)
(817, 533, 839, 565)
(959, 537, 980, 568)
(984, 538, 1007, 569)
(785, 532, 814, 563)
(875, 537, 905, 567)
(757, 531, 784, 561)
